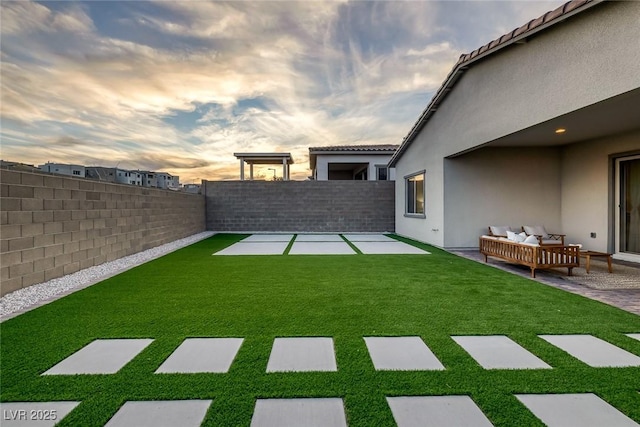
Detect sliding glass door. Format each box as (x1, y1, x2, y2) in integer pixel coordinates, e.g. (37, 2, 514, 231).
(616, 155, 640, 261)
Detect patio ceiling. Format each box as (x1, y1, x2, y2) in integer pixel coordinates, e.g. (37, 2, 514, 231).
(449, 87, 640, 157)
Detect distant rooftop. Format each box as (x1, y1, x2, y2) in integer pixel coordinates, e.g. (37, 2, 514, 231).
(309, 144, 399, 153)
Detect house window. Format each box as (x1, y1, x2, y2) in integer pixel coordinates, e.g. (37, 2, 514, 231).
(73, 170, 80, 175)
(405, 171, 425, 216)
(376, 166, 388, 181)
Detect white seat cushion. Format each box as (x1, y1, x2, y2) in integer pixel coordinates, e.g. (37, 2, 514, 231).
(489, 226, 512, 236)
(523, 225, 549, 239)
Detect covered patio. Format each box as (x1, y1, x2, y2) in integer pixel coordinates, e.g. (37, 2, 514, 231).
(234, 152, 294, 181)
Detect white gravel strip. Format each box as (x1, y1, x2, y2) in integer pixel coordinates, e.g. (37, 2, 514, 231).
(0, 231, 215, 322)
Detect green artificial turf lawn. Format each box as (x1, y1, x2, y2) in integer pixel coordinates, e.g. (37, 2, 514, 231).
(1, 233, 640, 426)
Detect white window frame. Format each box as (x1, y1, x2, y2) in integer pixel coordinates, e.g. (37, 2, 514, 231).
(405, 170, 425, 218)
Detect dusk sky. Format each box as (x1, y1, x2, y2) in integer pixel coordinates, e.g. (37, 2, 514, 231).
(1, 0, 566, 182)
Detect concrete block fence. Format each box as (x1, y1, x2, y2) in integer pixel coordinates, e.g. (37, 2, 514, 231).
(0, 170, 205, 296)
(204, 180, 395, 233)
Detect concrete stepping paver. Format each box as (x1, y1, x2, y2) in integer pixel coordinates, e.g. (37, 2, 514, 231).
(295, 234, 344, 242)
(387, 396, 493, 427)
(251, 398, 347, 427)
(155, 338, 243, 373)
(364, 337, 445, 371)
(342, 234, 394, 242)
(539, 335, 640, 367)
(288, 241, 355, 255)
(104, 400, 212, 427)
(242, 234, 294, 242)
(452, 335, 551, 369)
(0, 401, 80, 426)
(352, 241, 429, 255)
(627, 333, 640, 342)
(266, 337, 337, 372)
(215, 242, 289, 255)
(515, 393, 639, 427)
(43, 339, 153, 375)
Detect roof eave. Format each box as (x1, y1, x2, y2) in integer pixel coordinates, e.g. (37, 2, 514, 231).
(388, 0, 603, 167)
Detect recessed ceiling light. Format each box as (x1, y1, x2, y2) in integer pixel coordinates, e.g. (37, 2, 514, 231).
(555, 128, 566, 134)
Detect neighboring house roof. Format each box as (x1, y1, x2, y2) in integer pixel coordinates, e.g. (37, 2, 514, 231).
(388, 0, 602, 167)
(309, 144, 399, 169)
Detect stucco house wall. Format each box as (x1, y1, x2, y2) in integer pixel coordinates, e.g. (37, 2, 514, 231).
(315, 153, 396, 181)
(394, 1, 640, 249)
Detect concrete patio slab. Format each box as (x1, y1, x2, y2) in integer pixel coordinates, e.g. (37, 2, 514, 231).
(515, 393, 639, 427)
(104, 400, 212, 427)
(288, 242, 355, 255)
(43, 339, 153, 375)
(242, 234, 294, 242)
(387, 396, 493, 427)
(0, 401, 80, 427)
(539, 335, 640, 367)
(364, 337, 445, 371)
(352, 241, 429, 255)
(266, 337, 337, 372)
(214, 242, 289, 255)
(251, 398, 347, 427)
(295, 234, 344, 242)
(627, 333, 640, 342)
(452, 335, 551, 369)
(342, 234, 394, 242)
(155, 338, 243, 373)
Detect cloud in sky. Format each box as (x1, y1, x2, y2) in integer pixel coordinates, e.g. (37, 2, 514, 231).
(1, 0, 565, 181)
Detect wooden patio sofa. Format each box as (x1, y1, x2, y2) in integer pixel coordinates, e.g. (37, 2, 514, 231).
(479, 235, 579, 278)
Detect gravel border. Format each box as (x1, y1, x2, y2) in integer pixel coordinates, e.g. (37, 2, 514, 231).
(0, 231, 215, 322)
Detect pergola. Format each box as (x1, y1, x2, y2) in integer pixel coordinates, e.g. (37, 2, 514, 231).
(233, 153, 294, 181)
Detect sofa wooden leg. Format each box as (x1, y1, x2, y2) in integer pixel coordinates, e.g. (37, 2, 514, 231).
(568, 267, 573, 276)
(530, 268, 536, 278)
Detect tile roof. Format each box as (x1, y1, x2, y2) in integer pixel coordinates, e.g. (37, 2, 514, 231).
(309, 144, 399, 153)
(389, 0, 601, 166)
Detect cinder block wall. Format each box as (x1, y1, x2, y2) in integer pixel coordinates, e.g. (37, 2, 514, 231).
(204, 180, 395, 232)
(1, 169, 205, 296)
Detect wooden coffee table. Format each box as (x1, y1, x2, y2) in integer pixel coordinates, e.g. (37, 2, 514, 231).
(580, 251, 613, 274)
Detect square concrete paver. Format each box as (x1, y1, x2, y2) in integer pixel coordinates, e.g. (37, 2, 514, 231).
(295, 234, 344, 242)
(364, 337, 445, 371)
(515, 393, 639, 427)
(242, 234, 294, 242)
(0, 401, 80, 427)
(342, 234, 394, 242)
(387, 396, 493, 427)
(104, 400, 212, 427)
(155, 338, 243, 373)
(251, 398, 347, 427)
(539, 335, 640, 367)
(266, 337, 337, 372)
(627, 333, 640, 342)
(352, 241, 429, 255)
(288, 242, 355, 255)
(43, 339, 153, 375)
(215, 242, 289, 255)
(452, 335, 551, 370)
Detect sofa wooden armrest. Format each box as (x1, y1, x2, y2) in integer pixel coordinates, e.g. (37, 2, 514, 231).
(479, 236, 579, 278)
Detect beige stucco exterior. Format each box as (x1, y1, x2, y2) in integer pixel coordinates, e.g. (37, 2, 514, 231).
(394, 1, 640, 254)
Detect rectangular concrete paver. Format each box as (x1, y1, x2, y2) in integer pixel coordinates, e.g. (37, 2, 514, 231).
(364, 337, 445, 371)
(539, 335, 640, 367)
(342, 234, 394, 242)
(295, 234, 344, 242)
(352, 241, 429, 255)
(452, 335, 551, 369)
(214, 242, 289, 255)
(155, 338, 243, 373)
(288, 242, 355, 255)
(104, 400, 212, 427)
(516, 393, 639, 427)
(242, 234, 294, 242)
(43, 339, 153, 375)
(0, 401, 80, 427)
(266, 337, 337, 372)
(627, 333, 640, 342)
(251, 398, 347, 427)
(387, 396, 493, 427)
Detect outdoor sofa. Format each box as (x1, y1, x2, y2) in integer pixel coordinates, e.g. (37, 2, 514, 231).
(480, 229, 579, 278)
